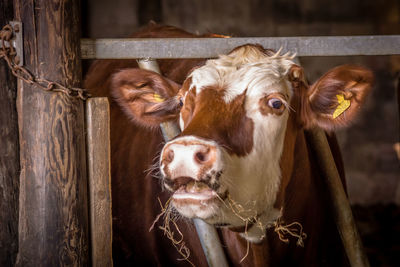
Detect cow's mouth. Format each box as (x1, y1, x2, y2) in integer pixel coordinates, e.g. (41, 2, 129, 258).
(163, 174, 227, 219)
(166, 177, 227, 219)
(172, 180, 218, 201)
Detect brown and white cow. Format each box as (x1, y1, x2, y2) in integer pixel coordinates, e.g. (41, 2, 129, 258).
(85, 23, 373, 266)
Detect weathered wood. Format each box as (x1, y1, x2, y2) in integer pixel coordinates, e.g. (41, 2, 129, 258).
(86, 98, 113, 267)
(0, 0, 20, 266)
(14, 0, 89, 266)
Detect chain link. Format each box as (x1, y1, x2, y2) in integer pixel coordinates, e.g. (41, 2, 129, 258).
(0, 23, 90, 100)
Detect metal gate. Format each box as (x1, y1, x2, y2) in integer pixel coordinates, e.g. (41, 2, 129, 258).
(80, 34, 400, 267)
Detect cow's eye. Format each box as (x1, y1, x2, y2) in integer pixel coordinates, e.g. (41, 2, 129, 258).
(268, 98, 283, 109)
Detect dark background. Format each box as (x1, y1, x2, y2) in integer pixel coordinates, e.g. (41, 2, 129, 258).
(82, 1, 400, 266)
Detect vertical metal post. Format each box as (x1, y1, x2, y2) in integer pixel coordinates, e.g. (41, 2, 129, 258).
(137, 58, 229, 267)
(306, 129, 370, 267)
(293, 56, 369, 267)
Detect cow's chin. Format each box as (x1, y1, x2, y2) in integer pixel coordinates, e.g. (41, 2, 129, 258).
(171, 185, 222, 220)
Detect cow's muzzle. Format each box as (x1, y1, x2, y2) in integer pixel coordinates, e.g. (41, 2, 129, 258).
(160, 136, 222, 186)
(160, 136, 226, 219)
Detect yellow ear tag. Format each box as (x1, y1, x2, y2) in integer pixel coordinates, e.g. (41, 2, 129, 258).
(153, 93, 164, 103)
(332, 94, 351, 119)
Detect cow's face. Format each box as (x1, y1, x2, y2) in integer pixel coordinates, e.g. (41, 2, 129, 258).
(111, 45, 373, 241)
(160, 46, 294, 232)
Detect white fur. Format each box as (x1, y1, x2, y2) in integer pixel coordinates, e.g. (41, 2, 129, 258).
(179, 113, 185, 130)
(189, 47, 295, 102)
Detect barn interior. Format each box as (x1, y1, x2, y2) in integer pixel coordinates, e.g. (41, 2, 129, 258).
(0, 0, 398, 266)
(79, 0, 400, 265)
(81, 1, 400, 266)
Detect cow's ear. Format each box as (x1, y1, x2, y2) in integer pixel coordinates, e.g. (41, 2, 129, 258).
(111, 68, 181, 128)
(290, 64, 373, 131)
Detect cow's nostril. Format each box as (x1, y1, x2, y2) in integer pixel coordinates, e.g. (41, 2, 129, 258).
(166, 149, 174, 163)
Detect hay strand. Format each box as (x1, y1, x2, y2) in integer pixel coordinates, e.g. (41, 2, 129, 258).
(271, 218, 307, 247)
(150, 193, 307, 266)
(150, 197, 195, 267)
(217, 193, 263, 262)
(217, 192, 307, 260)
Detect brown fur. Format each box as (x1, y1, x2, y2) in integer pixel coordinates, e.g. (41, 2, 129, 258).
(291, 64, 374, 131)
(181, 88, 254, 156)
(111, 68, 181, 128)
(84, 23, 209, 266)
(180, 79, 196, 129)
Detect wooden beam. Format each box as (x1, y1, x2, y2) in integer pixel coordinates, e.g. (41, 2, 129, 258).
(14, 0, 89, 265)
(86, 98, 113, 267)
(0, 0, 19, 266)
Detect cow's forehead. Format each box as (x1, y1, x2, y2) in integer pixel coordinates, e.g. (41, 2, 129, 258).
(188, 46, 296, 101)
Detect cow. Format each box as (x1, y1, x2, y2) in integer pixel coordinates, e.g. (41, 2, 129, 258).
(84, 23, 373, 266)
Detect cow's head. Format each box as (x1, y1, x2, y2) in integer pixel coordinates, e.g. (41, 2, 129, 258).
(112, 45, 373, 242)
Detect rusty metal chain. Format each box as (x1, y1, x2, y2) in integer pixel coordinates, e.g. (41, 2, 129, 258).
(0, 23, 90, 100)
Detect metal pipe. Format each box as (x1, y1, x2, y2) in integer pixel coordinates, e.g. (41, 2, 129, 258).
(291, 56, 369, 267)
(193, 218, 228, 267)
(137, 58, 229, 267)
(306, 129, 370, 267)
(82, 35, 400, 59)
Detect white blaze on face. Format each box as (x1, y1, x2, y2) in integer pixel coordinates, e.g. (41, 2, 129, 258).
(172, 46, 296, 240)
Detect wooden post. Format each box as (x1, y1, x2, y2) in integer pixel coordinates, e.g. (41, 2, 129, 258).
(14, 0, 89, 266)
(86, 98, 113, 267)
(0, 1, 20, 266)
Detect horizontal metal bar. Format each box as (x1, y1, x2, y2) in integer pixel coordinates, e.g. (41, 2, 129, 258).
(81, 35, 400, 59)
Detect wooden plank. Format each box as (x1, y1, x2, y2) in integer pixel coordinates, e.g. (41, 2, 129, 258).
(14, 0, 89, 265)
(0, 0, 19, 266)
(86, 98, 113, 267)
